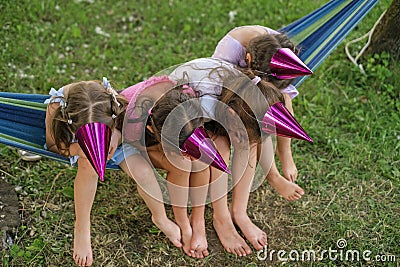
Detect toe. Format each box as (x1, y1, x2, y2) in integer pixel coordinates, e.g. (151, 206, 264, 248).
(234, 247, 243, 256)
(294, 192, 302, 199)
(172, 238, 183, 248)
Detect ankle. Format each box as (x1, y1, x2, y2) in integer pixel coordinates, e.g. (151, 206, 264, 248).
(266, 171, 281, 182)
(230, 210, 248, 222)
(213, 213, 227, 224)
(151, 215, 169, 226)
(190, 215, 205, 227)
(175, 217, 191, 230)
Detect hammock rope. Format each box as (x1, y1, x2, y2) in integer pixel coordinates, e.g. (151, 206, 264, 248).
(344, 10, 387, 75)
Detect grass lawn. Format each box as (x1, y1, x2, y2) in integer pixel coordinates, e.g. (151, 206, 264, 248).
(1, 0, 399, 266)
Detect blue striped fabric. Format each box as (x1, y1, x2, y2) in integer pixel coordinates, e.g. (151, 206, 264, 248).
(0, 93, 119, 169)
(0, 0, 379, 169)
(280, 0, 378, 87)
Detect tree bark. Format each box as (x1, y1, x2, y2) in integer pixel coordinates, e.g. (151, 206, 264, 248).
(364, 0, 400, 59)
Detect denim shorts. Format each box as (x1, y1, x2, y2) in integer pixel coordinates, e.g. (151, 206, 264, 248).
(47, 142, 140, 166)
(107, 142, 141, 165)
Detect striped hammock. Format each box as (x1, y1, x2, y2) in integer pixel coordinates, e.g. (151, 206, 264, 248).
(0, 0, 378, 169)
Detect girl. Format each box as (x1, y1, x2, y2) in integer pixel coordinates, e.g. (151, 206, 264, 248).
(212, 25, 312, 193)
(169, 57, 310, 255)
(213, 71, 293, 253)
(121, 75, 223, 259)
(45, 77, 209, 265)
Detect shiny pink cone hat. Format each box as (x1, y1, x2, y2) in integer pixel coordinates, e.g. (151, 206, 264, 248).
(181, 126, 231, 174)
(270, 48, 313, 79)
(76, 122, 112, 181)
(262, 102, 313, 142)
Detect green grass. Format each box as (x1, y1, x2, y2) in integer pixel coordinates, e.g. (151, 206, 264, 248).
(1, 0, 399, 266)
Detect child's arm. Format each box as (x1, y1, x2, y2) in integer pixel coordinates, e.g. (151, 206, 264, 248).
(108, 129, 122, 160)
(276, 94, 298, 182)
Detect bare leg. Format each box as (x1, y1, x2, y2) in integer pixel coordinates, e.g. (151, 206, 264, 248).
(276, 136, 297, 181)
(188, 161, 210, 258)
(210, 136, 252, 256)
(119, 155, 182, 248)
(147, 149, 194, 257)
(166, 159, 192, 257)
(73, 157, 97, 267)
(258, 137, 304, 201)
(277, 95, 298, 182)
(230, 143, 267, 251)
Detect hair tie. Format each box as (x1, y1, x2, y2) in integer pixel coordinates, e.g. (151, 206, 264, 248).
(103, 76, 121, 107)
(252, 76, 261, 85)
(103, 77, 111, 90)
(61, 101, 67, 109)
(182, 84, 195, 96)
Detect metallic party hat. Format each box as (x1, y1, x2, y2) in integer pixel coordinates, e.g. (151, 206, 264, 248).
(76, 122, 112, 181)
(181, 126, 231, 174)
(270, 48, 313, 79)
(262, 102, 313, 142)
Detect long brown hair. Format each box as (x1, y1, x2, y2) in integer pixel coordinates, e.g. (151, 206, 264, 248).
(51, 80, 127, 156)
(149, 88, 202, 148)
(125, 83, 204, 150)
(214, 70, 285, 144)
(247, 33, 300, 90)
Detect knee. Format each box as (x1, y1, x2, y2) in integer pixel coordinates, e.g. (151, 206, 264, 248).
(77, 157, 97, 173)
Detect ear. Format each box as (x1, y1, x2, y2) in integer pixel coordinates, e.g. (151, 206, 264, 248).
(246, 53, 252, 66)
(146, 125, 155, 133)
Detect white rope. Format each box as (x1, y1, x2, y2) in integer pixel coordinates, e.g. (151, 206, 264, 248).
(345, 10, 387, 75)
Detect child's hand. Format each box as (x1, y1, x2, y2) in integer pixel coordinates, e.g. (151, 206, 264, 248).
(108, 129, 121, 160)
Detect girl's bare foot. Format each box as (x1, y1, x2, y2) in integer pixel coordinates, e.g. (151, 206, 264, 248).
(73, 223, 93, 267)
(151, 216, 183, 248)
(267, 172, 304, 201)
(190, 216, 209, 258)
(231, 213, 267, 251)
(180, 225, 194, 257)
(213, 215, 252, 256)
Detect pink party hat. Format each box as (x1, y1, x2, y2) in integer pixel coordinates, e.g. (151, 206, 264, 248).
(262, 102, 313, 142)
(181, 126, 231, 174)
(76, 122, 112, 181)
(270, 48, 313, 79)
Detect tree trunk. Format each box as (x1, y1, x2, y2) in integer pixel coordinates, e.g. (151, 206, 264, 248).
(364, 0, 400, 59)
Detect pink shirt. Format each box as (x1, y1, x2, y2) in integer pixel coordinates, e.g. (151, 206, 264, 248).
(120, 75, 175, 143)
